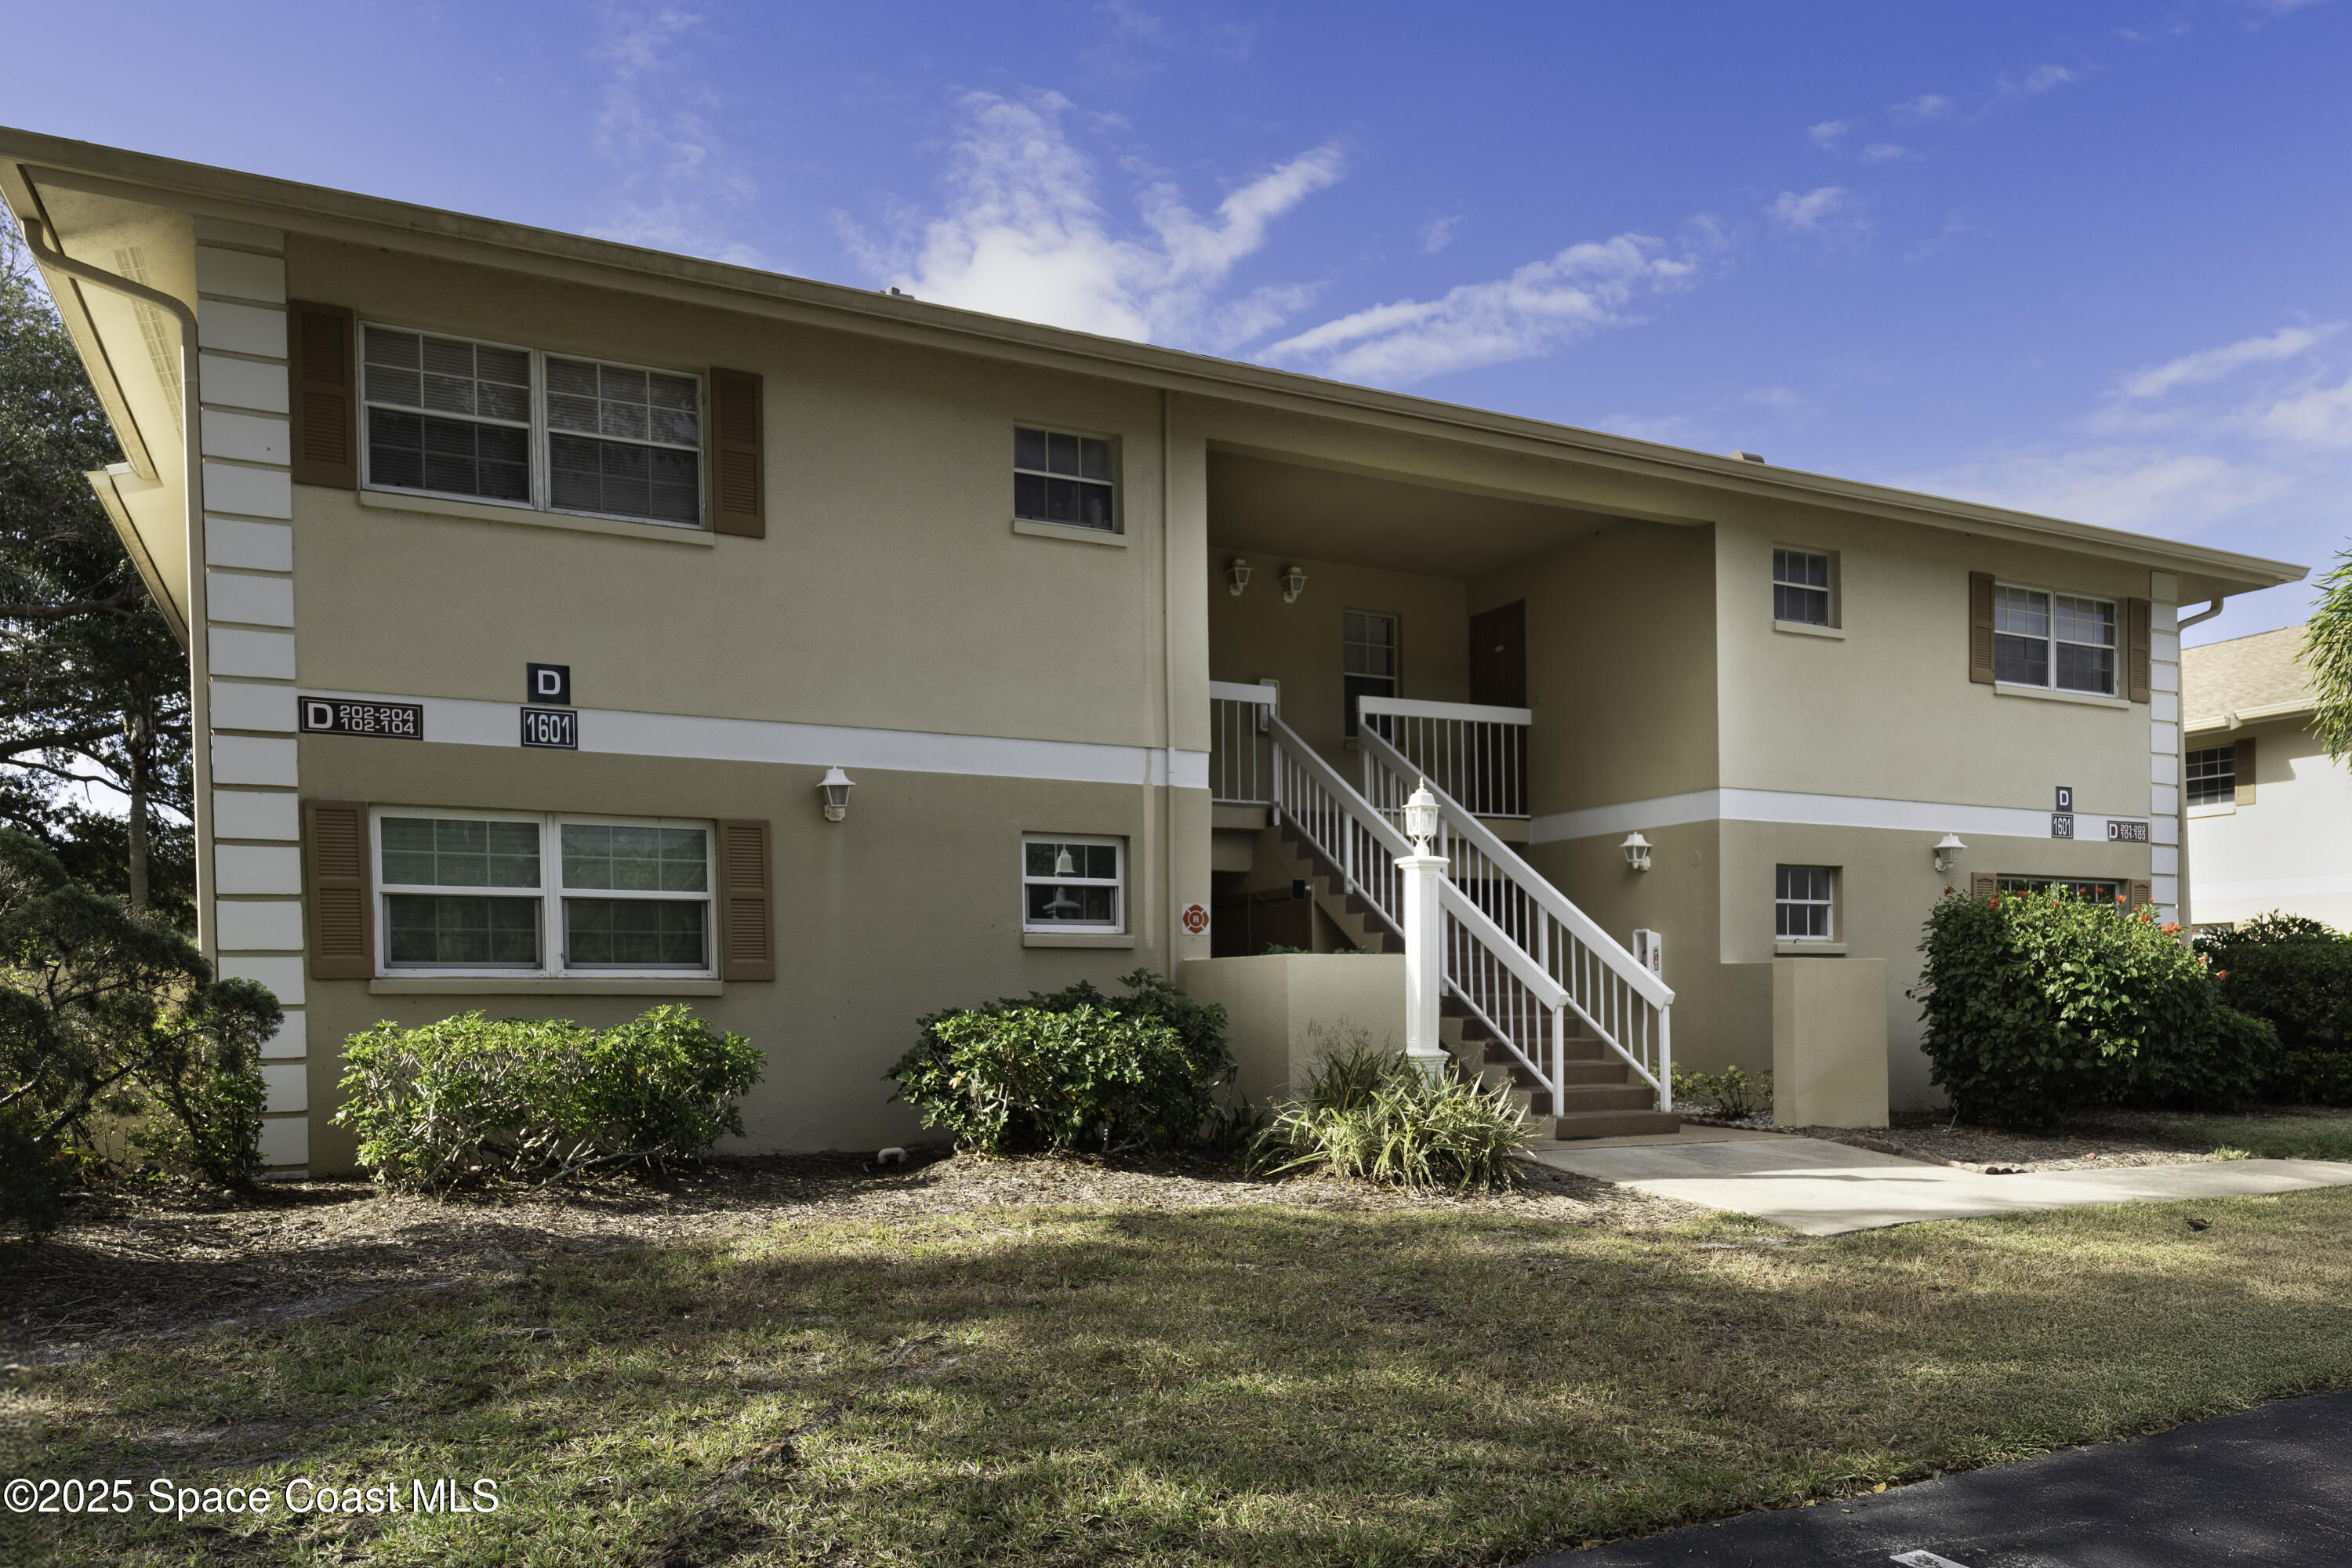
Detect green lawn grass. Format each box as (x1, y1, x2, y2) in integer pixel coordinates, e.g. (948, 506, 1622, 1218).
(11, 1185, 2352, 1567)
(2153, 1115, 2352, 1163)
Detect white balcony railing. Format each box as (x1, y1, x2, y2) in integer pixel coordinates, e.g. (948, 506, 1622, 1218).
(1356, 695, 1533, 819)
(1208, 681, 1277, 804)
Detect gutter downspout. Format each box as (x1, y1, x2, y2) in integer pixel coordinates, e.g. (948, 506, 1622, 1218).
(22, 216, 216, 958)
(2172, 598, 2226, 934)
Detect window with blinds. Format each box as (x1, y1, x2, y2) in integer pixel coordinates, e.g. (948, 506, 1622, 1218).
(547, 358, 702, 525)
(362, 328, 532, 503)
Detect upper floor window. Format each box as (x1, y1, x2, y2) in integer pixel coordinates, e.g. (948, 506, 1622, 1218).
(361, 325, 704, 529)
(1014, 427, 1115, 531)
(1773, 548, 1832, 626)
(375, 809, 713, 975)
(1994, 585, 2115, 695)
(2186, 745, 2237, 806)
(1343, 609, 1400, 738)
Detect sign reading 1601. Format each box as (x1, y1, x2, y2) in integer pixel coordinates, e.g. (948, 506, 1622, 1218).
(520, 708, 577, 750)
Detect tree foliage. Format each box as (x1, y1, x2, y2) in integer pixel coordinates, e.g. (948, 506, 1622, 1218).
(2310, 544, 2352, 767)
(0, 226, 191, 920)
(0, 829, 280, 1229)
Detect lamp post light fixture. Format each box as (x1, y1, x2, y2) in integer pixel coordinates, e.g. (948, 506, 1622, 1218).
(1279, 564, 1308, 603)
(1403, 779, 1440, 851)
(1933, 833, 1966, 873)
(1225, 557, 1253, 596)
(1620, 832, 1653, 872)
(818, 767, 856, 823)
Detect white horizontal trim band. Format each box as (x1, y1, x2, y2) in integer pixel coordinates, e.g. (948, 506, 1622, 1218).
(295, 688, 1211, 789)
(1530, 788, 2160, 844)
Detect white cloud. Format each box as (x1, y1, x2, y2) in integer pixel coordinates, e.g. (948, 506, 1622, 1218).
(1904, 445, 2281, 532)
(1419, 214, 1461, 255)
(1807, 120, 1850, 150)
(1860, 143, 1913, 163)
(2117, 324, 2342, 399)
(590, 4, 760, 264)
(853, 92, 1341, 350)
(2251, 377, 2352, 447)
(1893, 93, 1953, 122)
(2002, 63, 2078, 95)
(1766, 186, 1866, 246)
(2230, 0, 2329, 16)
(1262, 223, 1721, 386)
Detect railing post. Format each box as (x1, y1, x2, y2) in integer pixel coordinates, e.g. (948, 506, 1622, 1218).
(1398, 782, 1450, 1081)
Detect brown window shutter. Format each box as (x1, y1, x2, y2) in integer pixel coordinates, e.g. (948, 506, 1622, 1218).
(288, 302, 358, 488)
(2127, 599, 2152, 703)
(1969, 872, 1997, 900)
(2130, 879, 2154, 909)
(710, 368, 764, 538)
(1968, 572, 1996, 684)
(302, 799, 372, 978)
(715, 818, 775, 981)
(2234, 736, 2256, 805)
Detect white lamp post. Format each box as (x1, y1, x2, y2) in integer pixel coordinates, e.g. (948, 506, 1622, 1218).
(1396, 780, 1450, 1081)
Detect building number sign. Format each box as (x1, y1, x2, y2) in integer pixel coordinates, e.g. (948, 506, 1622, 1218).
(520, 708, 578, 750)
(298, 698, 421, 739)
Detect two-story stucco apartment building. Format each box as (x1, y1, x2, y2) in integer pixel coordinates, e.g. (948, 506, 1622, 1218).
(4, 129, 2307, 1171)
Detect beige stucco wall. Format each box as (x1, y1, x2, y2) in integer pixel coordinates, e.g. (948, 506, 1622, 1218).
(2188, 716, 2352, 931)
(296, 736, 1207, 1171)
(1773, 956, 1889, 1128)
(1176, 953, 1406, 1108)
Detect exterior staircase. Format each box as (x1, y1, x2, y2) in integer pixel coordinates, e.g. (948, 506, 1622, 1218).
(1269, 821, 1679, 1141)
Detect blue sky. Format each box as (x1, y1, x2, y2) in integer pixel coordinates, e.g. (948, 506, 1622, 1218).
(11, 0, 2351, 642)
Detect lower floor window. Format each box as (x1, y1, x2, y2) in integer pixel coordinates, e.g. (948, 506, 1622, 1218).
(376, 810, 713, 975)
(1022, 835, 1124, 931)
(1996, 875, 2126, 902)
(1776, 866, 1835, 940)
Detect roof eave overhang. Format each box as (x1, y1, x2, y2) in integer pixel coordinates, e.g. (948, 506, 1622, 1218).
(0, 126, 2310, 596)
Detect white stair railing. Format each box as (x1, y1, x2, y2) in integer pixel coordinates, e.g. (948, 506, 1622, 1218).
(1356, 695, 1534, 818)
(1265, 712, 1575, 1119)
(1208, 681, 1276, 804)
(1359, 724, 1675, 1109)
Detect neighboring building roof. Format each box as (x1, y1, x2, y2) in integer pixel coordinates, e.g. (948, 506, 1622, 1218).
(0, 125, 2311, 599)
(2183, 625, 2315, 732)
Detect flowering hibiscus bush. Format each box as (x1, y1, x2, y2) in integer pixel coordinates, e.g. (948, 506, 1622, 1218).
(1913, 887, 2274, 1127)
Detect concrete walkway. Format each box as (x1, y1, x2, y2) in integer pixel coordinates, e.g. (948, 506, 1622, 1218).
(1532, 1134, 2352, 1235)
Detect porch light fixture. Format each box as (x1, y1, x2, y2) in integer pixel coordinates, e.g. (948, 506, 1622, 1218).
(1279, 564, 1308, 604)
(1225, 557, 1253, 596)
(1933, 833, 1966, 873)
(818, 767, 856, 822)
(1621, 832, 1653, 872)
(1403, 780, 1440, 852)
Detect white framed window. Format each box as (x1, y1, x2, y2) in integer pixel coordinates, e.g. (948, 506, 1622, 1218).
(374, 809, 714, 976)
(1773, 547, 1833, 626)
(1343, 609, 1400, 738)
(1996, 874, 2126, 902)
(1775, 866, 1835, 940)
(1013, 426, 1116, 531)
(361, 322, 705, 530)
(1021, 835, 1124, 932)
(2186, 745, 2236, 806)
(1994, 583, 2117, 695)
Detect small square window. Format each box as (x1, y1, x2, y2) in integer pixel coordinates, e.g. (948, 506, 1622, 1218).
(1014, 427, 1116, 531)
(1772, 549, 1833, 626)
(1021, 835, 1124, 931)
(2186, 746, 2236, 806)
(1775, 866, 1835, 940)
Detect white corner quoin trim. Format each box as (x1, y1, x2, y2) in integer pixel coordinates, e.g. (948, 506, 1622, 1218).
(290, 688, 1211, 789)
(1531, 787, 2173, 846)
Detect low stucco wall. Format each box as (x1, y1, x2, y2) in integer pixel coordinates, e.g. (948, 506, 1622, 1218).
(1178, 953, 1406, 1108)
(1773, 956, 1889, 1128)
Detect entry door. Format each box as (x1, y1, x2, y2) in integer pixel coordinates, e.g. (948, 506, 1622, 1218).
(1467, 601, 1527, 815)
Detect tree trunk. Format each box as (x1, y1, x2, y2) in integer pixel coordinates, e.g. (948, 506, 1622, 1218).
(125, 701, 149, 914)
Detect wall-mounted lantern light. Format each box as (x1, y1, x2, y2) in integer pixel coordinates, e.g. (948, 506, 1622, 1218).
(1621, 832, 1653, 872)
(1225, 557, 1253, 596)
(1279, 564, 1308, 604)
(1932, 833, 1966, 873)
(819, 767, 856, 823)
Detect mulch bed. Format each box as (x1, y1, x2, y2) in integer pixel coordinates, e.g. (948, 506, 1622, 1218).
(1, 1149, 1701, 1367)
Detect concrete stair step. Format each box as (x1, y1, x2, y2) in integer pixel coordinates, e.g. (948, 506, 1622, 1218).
(1548, 1109, 1680, 1140)
(1556, 1083, 1660, 1114)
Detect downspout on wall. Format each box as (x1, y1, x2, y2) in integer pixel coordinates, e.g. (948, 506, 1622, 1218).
(21, 216, 216, 956)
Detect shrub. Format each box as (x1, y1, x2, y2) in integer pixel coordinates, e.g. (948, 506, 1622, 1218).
(336, 1006, 760, 1191)
(1672, 1065, 1772, 1121)
(1914, 887, 2265, 1126)
(888, 970, 1232, 1156)
(1258, 1028, 1532, 1190)
(2195, 915, 2352, 1102)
